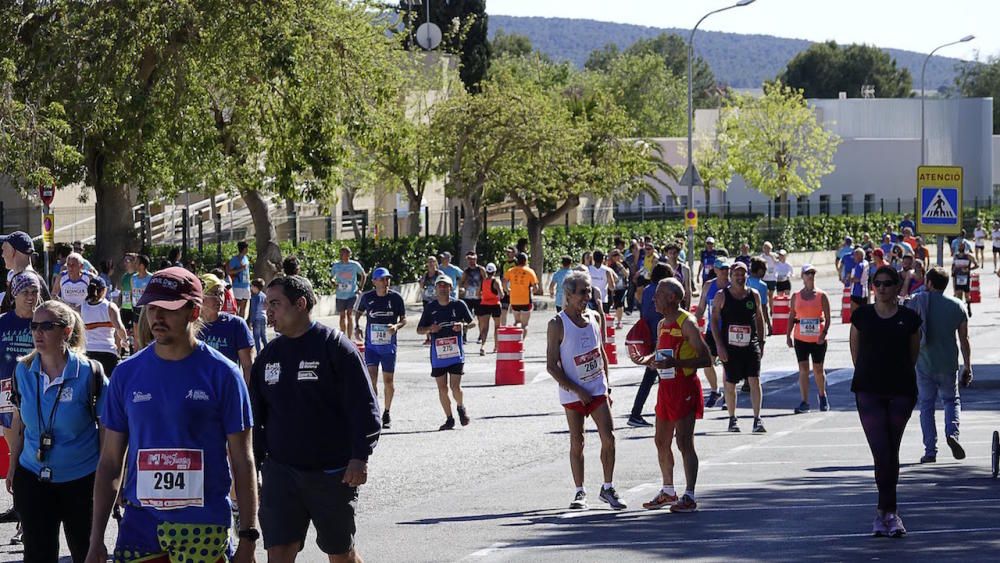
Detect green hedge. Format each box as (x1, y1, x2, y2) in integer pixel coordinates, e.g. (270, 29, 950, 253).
(139, 210, 998, 293)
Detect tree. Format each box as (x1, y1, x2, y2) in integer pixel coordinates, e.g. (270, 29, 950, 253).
(0, 60, 81, 192)
(490, 30, 536, 60)
(720, 82, 840, 202)
(584, 43, 620, 72)
(590, 53, 686, 137)
(400, 0, 490, 91)
(693, 116, 735, 211)
(778, 41, 912, 99)
(625, 33, 718, 108)
(955, 56, 1000, 134)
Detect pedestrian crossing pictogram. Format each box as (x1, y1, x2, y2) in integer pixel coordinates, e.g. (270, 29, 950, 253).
(920, 187, 959, 225)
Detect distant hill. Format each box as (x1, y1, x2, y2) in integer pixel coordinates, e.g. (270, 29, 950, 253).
(489, 15, 961, 92)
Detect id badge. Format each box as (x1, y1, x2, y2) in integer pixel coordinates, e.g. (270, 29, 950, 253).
(39, 467, 52, 482)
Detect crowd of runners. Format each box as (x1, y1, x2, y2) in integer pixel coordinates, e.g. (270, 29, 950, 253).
(0, 214, 983, 560)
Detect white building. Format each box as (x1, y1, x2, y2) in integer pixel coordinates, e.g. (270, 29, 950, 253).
(625, 97, 996, 217)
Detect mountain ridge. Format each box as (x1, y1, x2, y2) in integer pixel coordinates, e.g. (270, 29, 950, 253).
(488, 15, 961, 92)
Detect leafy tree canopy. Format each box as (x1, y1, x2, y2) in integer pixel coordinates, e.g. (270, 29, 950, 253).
(778, 41, 913, 99)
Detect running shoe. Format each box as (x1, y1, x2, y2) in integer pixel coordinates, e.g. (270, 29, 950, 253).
(753, 418, 767, 433)
(479, 347, 486, 356)
(872, 511, 888, 537)
(10, 523, 21, 545)
(728, 417, 741, 433)
(669, 494, 698, 513)
(599, 486, 627, 510)
(947, 434, 966, 460)
(919, 454, 936, 463)
(627, 415, 653, 427)
(569, 490, 588, 510)
(382, 410, 391, 430)
(705, 390, 721, 408)
(642, 491, 678, 510)
(819, 395, 830, 412)
(457, 405, 470, 426)
(794, 401, 811, 414)
(884, 512, 906, 537)
(967, 303, 972, 317)
(439, 417, 456, 431)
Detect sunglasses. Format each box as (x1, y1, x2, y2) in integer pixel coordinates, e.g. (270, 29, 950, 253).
(31, 321, 68, 332)
(872, 280, 897, 288)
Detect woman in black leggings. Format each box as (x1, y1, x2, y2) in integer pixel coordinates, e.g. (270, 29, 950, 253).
(850, 265, 921, 537)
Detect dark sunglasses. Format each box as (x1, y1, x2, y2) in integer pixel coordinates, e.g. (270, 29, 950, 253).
(31, 321, 68, 332)
(872, 280, 897, 288)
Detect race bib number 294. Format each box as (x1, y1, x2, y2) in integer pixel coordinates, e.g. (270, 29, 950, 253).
(136, 449, 205, 509)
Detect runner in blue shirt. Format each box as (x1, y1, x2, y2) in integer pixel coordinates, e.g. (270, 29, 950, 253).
(849, 248, 870, 315)
(199, 274, 254, 381)
(330, 247, 367, 338)
(227, 241, 252, 318)
(695, 259, 730, 409)
(698, 237, 718, 283)
(354, 268, 407, 429)
(87, 267, 258, 563)
(0, 273, 40, 430)
(548, 256, 573, 312)
(417, 275, 474, 431)
(748, 257, 773, 335)
(438, 252, 463, 301)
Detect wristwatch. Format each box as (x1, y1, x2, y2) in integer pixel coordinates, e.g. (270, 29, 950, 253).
(238, 528, 261, 541)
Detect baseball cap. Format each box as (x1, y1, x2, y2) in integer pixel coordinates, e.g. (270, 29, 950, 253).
(714, 258, 731, 269)
(88, 276, 107, 290)
(705, 236, 716, 244)
(730, 261, 748, 271)
(137, 267, 203, 309)
(801, 264, 817, 275)
(778, 249, 787, 256)
(372, 267, 392, 280)
(439, 251, 452, 260)
(0, 231, 35, 255)
(435, 274, 453, 287)
(486, 263, 497, 274)
(200, 273, 225, 295)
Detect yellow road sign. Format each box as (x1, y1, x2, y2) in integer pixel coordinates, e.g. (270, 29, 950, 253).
(916, 166, 962, 236)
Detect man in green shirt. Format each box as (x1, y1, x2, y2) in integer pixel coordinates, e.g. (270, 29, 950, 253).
(906, 267, 973, 464)
(118, 253, 137, 351)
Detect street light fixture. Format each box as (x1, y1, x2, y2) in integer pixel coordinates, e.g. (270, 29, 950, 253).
(921, 34, 973, 266)
(684, 0, 756, 292)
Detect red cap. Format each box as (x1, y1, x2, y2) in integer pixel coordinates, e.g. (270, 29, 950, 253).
(136, 267, 203, 310)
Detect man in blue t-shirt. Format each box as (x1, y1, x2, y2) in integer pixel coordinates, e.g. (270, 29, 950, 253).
(330, 246, 367, 337)
(849, 248, 869, 314)
(417, 275, 474, 431)
(747, 257, 773, 334)
(698, 237, 718, 283)
(438, 251, 463, 301)
(835, 237, 854, 282)
(548, 256, 573, 312)
(354, 268, 407, 429)
(87, 267, 258, 563)
(0, 273, 41, 431)
(227, 241, 252, 318)
(200, 273, 255, 382)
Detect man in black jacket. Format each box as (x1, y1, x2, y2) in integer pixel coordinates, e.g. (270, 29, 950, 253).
(250, 275, 380, 562)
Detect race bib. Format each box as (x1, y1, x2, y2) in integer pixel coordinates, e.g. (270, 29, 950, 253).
(423, 285, 436, 300)
(656, 349, 675, 380)
(0, 379, 12, 414)
(435, 336, 460, 360)
(465, 286, 479, 299)
(337, 281, 352, 293)
(956, 275, 969, 286)
(799, 318, 821, 337)
(728, 325, 751, 348)
(370, 323, 392, 345)
(136, 449, 205, 509)
(574, 348, 603, 383)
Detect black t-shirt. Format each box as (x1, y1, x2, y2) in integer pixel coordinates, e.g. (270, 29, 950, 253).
(850, 305, 922, 397)
(417, 299, 474, 340)
(250, 323, 380, 471)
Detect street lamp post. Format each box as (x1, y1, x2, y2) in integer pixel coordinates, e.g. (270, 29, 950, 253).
(921, 35, 974, 267)
(685, 0, 755, 293)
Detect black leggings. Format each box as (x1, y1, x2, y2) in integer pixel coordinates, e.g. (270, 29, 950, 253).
(855, 391, 916, 512)
(86, 350, 120, 377)
(631, 366, 658, 418)
(13, 467, 94, 563)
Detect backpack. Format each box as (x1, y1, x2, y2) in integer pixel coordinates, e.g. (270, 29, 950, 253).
(10, 357, 106, 424)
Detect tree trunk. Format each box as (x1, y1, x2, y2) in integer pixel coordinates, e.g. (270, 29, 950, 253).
(242, 188, 281, 283)
(526, 215, 544, 278)
(458, 195, 483, 257)
(89, 147, 140, 269)
(403, 179, 424, 238)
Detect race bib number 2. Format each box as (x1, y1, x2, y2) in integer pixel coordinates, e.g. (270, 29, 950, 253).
(656, 349, 675, 380)
(136, 449, 205, 509)
(728, 325, 751, 348)
(435, 336, 460, 360)
(370, 323, 391, 345)
(0, 379, 12, 414)
(799, 318, 820, 337)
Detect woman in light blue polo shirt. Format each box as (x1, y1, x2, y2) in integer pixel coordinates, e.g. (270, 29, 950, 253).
(6, 300, 108, 562)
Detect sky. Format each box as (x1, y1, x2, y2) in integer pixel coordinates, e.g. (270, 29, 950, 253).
(486, 0, 995, 61)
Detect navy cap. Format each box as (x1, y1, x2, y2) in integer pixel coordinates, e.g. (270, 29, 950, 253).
(0, 231, 35, 255)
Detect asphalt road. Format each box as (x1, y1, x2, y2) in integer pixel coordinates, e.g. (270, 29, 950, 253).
(2, 268, 999, 562)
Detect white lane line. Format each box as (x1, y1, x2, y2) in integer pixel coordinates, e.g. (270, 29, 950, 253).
(702, 455, 990, 466)
(462, 542, 510, 560)
(741, 440, 992, 450)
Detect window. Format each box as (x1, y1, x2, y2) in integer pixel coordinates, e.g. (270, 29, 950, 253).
(797, 196, 809, 217)
(819, 195, 830, 216)
(841, 194, 852, 215)
(864, 194, 875, 214)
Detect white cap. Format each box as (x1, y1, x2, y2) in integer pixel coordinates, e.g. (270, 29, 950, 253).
(778, 249, 787, 256)
(705, 236, 715, 244)
(801, 264, 817, 275)
(486, 262, 497, 273)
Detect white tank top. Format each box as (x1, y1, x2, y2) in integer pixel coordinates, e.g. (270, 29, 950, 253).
(82, 300, 117, 353)
(60, 273, 91, 308)
(588, 265, 609, 302)
(557, 311, 608, 405)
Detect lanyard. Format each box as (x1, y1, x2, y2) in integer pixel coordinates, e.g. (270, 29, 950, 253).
(35, 363, 75, 436)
